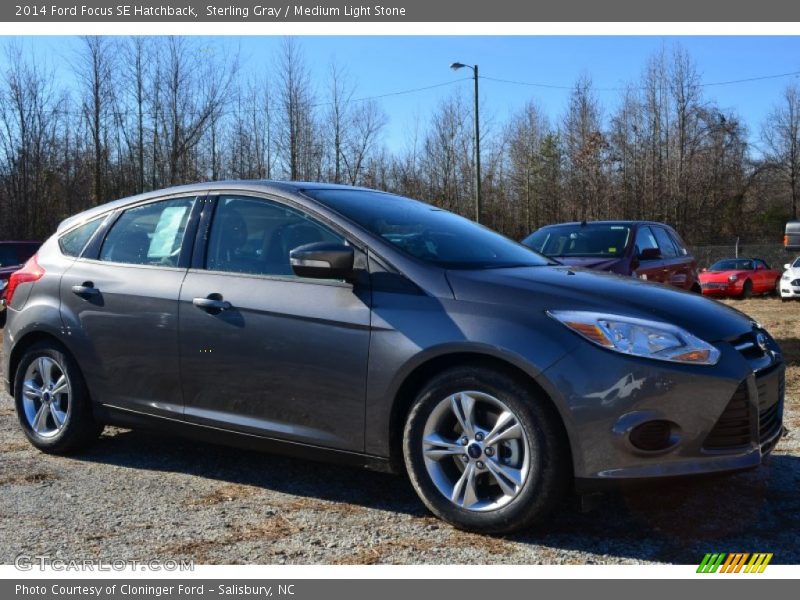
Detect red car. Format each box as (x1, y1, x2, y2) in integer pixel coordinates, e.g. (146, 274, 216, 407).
(698, 258, 781, 298)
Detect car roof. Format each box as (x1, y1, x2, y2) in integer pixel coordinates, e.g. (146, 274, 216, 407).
(537, 220, 672, 228)
(57, 180, 384, 232)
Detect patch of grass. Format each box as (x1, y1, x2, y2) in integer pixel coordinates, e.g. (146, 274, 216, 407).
(189, 483, 258, 506)
(333, 537, 437, 565)
(0, 472, 56, 485)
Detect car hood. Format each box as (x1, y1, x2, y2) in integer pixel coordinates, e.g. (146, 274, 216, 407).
(783, 267, 800, 279)
(446, 265, 754, 343)
(549, 256, 624, 271)
(699, 270, 747, 282)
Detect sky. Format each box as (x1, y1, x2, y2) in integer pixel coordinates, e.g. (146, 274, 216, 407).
(5, 35, 800, 153)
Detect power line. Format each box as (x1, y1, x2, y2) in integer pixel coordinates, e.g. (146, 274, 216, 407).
(311, 77, 471, 107)
(480, 70, 800, 92)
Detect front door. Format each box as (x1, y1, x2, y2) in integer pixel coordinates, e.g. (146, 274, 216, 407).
(178, 194, 371, 451)
(633, 225, 667, 283)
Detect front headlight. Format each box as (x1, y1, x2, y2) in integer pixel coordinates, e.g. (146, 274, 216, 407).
(783, 274, 791, 280)
(548, 310, 721, 366)
(728, 274, 738, 282)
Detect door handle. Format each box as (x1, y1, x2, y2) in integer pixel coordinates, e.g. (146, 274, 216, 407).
(192, 296, 232, 311)
(72, 282, 100, 296)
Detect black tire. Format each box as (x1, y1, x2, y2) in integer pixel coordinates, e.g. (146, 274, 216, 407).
(0, 310, 6, 329)
(741, 279, 753, 299)
(14, 341, 103, 454)
(772, 278, 781, 297)
(402, 365, 570, 534)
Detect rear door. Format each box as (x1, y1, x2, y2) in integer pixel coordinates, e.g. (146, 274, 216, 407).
(59, 195, 201, 418)
(177, 193, 371, 451)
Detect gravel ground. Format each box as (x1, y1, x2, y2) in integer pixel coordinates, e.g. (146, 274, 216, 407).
(0, 297, 798, 565)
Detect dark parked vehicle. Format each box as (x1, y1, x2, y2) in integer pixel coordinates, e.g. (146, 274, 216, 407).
(3, 182, 784, 533)
(785, 220, 800, 252)
(522, 221, 700, 291)
(0, 241, 40, 327)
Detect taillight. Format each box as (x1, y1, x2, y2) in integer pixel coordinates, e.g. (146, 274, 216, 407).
(785, 234, 789, 248)
(5, 254, 45, 306)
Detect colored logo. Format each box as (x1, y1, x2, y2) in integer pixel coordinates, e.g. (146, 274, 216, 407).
(697, 553, 773, 573)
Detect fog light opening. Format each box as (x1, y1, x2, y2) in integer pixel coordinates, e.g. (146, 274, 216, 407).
(629, 420, 677, 452)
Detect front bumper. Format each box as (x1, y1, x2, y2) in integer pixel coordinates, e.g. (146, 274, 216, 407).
(700, 281, 742, 296)
(536, 328, 785, 485)
(780, 283, 800, 298)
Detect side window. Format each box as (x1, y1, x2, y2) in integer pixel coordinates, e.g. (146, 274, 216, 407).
(59, 217, 104, 258)
(0, 245, 18, 268)
(206, 195, 344, 277)
(754, 259, 768, 270)
(634, 226, 659, 256)
(652, 227, 678, 258)
(99, 197, 195, 266)
(667, 230, 689, 256)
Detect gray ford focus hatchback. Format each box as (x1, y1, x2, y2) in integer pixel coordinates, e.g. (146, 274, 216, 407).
(3, 181, 785, 533)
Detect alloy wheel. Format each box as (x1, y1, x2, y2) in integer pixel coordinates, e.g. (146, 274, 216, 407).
(421, 391, 531, 511)
(21, 356, 71, 438)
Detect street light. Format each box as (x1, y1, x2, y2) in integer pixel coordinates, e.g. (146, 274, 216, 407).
(450, 62, 481, 223)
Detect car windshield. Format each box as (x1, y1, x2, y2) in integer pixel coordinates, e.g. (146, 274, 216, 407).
(522, 224, 631, 258)
(303, 189, 552, 269)
(710, 259, 754, 271)
(793, 257, 800, 268)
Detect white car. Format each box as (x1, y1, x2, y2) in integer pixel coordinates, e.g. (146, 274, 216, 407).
(780, 256, 800, 300)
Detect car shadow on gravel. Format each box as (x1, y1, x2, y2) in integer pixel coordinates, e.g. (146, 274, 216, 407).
(516, 453, 800, 564)
(69, 428, 800, 564)
(74, 428, 428, 516)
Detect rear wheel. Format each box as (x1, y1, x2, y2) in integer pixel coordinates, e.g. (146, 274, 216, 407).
(14, 342, 103, 454)
(741, 279, 753, 299)
(402, 366, 570, 534)
(772, 278, 781, 297)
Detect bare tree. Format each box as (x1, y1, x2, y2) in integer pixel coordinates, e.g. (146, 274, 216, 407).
(762, 84, 800, 219)
(275, 38, 316, 180)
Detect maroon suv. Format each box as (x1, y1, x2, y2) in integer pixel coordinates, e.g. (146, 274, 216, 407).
(1, 241, 41, 326)
(522, 221, 699, 292)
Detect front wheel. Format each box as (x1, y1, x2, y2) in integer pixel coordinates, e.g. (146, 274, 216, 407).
(402, 366, 570, 534)
(14, 342, 103, 454)
(741, 279, 753, 299)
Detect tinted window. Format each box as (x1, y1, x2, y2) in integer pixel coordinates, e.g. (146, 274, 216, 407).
(710, 259, 755, 271)
(305, 189, 551, 269)
(524, 224, 631, 258)
(0, 245, 18, 268)
(667, 230, 689, 256)
(754, 259, 769, 269)
(206, 195, 343, 277)
(634, 226, 659, 255)
(59, 218, 104, 257)
(99, 198, 194, 266)
(652, 227, 678, 258)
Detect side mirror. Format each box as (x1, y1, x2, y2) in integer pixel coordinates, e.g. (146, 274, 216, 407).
(639, 247, 662, 261)
(290, 242, 355, 281)
(785, 264, 791, 270)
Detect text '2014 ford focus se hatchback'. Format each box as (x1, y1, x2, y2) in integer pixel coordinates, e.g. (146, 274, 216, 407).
(3, 182, 786, 533)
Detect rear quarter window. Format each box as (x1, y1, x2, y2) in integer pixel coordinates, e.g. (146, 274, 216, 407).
(59, 218, 104, 257)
